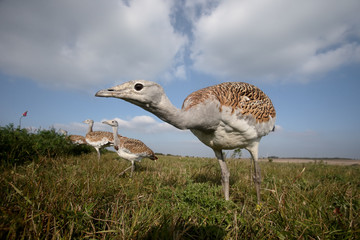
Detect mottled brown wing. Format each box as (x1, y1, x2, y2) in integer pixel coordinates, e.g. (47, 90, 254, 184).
(119, 136, 155, 156)
(69, 135, 86, 144)
(86, 131, 114, 142)
(182, 82, 276, 123)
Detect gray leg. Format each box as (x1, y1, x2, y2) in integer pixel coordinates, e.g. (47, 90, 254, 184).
(119, 161, 136, 177)
(119, 166, 132, 176)
(246, 141, 261, 204)
(214, 150, 230, 200)
(130, 161, 135, 177)
(95, 148, 101, 161)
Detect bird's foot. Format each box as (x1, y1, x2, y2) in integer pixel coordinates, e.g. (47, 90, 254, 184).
(118, 166, 133, 177)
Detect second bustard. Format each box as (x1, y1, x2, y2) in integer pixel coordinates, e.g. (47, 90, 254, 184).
(59, 129, 87, 145)
(69, 135, 87, 145)
(102, 119, 157, 177)
(83, 119, 114, 161)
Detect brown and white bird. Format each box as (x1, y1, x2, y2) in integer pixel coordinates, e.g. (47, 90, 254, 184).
(102, 119, 157, 177)
(83, 119, 114, 161)
(96, 80, 276, 203)
(83, 119, 94, 134)
(68, 135, 87, 145)
(59, 129, 87, 145)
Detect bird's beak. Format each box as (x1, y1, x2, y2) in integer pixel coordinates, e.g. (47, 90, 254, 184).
(95, 88, 116, 98)
(95, 82, 133, 99)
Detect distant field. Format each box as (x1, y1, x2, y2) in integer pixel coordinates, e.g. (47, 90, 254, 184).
(258, 158, 360, 165)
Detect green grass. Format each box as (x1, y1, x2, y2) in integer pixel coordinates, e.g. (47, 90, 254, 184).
(0, 152, 359, 239)
(0, 124, 92, 165)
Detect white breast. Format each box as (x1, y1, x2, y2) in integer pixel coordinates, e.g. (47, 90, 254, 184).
(115, 148, 144, 162)
(190, 106, 275, 150)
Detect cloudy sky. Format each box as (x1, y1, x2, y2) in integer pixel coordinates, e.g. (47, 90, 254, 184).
(1, 0, 360, 158)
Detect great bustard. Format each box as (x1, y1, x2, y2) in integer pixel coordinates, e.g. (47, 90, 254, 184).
(96, 80, 276, 203)
(83, 119, 114, 161)
(69, 135, 87, 145)
(102, 119, 157, 177)
(59, 129, 87, 145)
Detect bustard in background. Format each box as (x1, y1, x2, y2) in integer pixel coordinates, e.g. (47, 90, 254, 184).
(59, 129, 87, 145)
(83, 119, 94, 134)
(83, 119, 114, 161)
(96, 80, 276, 203)
(102, 119, 157, 177)
(69, 135, 87, 145)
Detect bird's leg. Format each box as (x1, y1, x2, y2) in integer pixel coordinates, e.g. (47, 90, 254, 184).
(246, 142, 261, 204)
(215, 150, 230, 200)
(253, 160, 261, 204)
(96, 148, 101, 161)
(119, 166, 132, 176)
(130, 161, 135, 177)
(119, 162, 136, 177)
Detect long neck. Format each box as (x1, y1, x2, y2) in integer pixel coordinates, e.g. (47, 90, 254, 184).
(146, 95, 188, 130)
(142, 94, 219, 131)
(112, 126, 120, 145)
(87, 122, 93, 134)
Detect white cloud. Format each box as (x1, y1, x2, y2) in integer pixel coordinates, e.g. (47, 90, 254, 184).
(0, 0, 187, 90)
(54, 121, 88, 135)
(1, 0, 359, 89)
(109, 116, 179, 133)
(158, 45, 188, 82)
(190, 0, 360, 82)
(183, 0, 220, 22)
(54, 115, 179, 136)
(301, 43, 360, 75)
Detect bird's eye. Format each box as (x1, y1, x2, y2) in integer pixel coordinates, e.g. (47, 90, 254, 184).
(134, 83, 143, 91)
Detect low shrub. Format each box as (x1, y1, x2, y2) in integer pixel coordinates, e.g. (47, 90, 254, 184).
(0, 124, 92, 165)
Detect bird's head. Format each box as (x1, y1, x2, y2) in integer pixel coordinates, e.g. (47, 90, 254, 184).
(102, 119, 118, 127)
(83, 119, 94, 125)
(95, 80, 164, 109)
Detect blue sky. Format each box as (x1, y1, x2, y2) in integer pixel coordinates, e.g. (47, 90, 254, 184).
(1, 0, 360, 158)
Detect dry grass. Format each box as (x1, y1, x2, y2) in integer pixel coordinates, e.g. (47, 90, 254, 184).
(1, 152, 359, 239)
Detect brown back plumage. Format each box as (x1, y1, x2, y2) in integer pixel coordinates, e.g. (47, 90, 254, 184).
(182, 82, 276, 123)
(85, 131, 114, 142)
(116, 136, 157, 160)
(69, 135, 87, 144)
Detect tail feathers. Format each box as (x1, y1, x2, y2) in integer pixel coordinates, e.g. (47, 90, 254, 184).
(149, 155, 158, 161)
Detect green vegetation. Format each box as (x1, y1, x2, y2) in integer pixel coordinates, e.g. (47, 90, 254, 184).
(231, 148, 242, 159)
(0, 125, 359, 239)
(0, 124, 92, 165)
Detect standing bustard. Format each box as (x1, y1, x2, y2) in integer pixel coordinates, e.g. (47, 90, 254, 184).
(96, 80, 276, 203)
(83, 119, 114, 161)
(69, 135, 87, 145)
(59, 129, 87, 145)
(102, 119, 157, 177)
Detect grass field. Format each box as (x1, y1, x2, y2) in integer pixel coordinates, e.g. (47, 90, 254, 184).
(1, 152, 359, 239)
